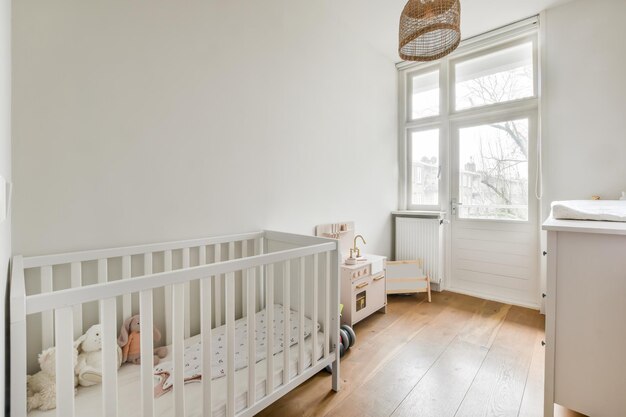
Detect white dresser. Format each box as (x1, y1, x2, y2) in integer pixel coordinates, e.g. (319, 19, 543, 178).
(543, 217, 626, 417)
(340, 254, 387, 327)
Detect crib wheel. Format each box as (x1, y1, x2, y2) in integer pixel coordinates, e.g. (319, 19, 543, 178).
(339, 328, 351, 350)
(324, 364, 333, 374)
(341, 325, 356, 347)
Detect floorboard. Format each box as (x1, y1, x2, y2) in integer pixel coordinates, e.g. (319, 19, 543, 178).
(454, 306, 542, 417)
(390, 300, 510, 417)
(259, 291, 548, 417)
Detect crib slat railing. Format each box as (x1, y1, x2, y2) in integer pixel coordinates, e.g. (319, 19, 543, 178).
(97, 259, 108, 326)
(183, 247, 191, 339)
(324, 252, 330, 359)
(282, 260, 290, 386)
(214, 244, 222, 327)
(101, 297, 118, 417)
(122, 255, 132, 322)
(140, 252, 154, 417)
(266, 264, 274, 396)
(226, 272, 236, 417)
(330, 248, 341, 392)
(228, 242, 235, 261)
(70, 262, 83, 339)
(227, 242, 235, 327)
(312, 253, 319, 366)
(16, 233, 339, 417)
(241, 240, 248, 316)
(199, 245, 206, 266)
(10, 255, 28, 417)
(298, 257, 305, 375)
(172, 282, 186, 416)
(200, 274, 212, 416)
(41, 265, 54, 349)
(97, 259, 107, 284)
(164, 250, 173, 345)
(22, 232, 264, 269)
(25, 242, 336, 316)
(246, 267, 256, 408)
(256, 237, 265, 309)
(55, 307, 75, 417)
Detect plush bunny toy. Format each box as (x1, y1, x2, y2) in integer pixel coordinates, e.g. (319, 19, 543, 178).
(27, 347, 78, 411)
(118, 315, 168, 365)
(74, 324, 122, 387)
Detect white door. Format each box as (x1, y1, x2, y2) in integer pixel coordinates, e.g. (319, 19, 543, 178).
(449, 113, 539, 308)
(398, 27, 541, 308)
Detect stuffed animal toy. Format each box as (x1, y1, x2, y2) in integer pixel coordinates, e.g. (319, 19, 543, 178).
(118, 315, 168, 365)
(27, 346, 78, 411)
(620, 191, 626, 200)
(74, 324, 123, 387)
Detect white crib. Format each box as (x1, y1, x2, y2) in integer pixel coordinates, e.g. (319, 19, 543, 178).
(10, 230, 341, 417)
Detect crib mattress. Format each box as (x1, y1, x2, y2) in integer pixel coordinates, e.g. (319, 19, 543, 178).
(551, 200, 626, 222)
(29, 307, 325, 417)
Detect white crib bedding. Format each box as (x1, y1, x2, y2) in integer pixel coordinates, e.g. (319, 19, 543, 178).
(29, 305, 325, 417)
(154, 304, 319, 395)
(551, 200, 626, 222)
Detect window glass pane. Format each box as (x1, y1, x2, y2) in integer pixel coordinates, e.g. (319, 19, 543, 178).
(411, 70, 439, 119)
(411, 129, 439, 206)
(455, 42, 534, 110)
(458, 119, 529, 220)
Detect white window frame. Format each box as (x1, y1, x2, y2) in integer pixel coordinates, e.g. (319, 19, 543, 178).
(398, 17, 539, 213)
(407, 125, 443, 211)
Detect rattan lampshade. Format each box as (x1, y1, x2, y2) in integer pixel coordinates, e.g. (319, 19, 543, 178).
(399, 0, 461, 62)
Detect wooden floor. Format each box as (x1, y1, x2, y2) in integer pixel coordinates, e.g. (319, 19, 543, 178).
(259, 291, 549, 417)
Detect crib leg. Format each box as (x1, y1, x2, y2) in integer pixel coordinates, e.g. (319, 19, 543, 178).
(331, 352, 340, 392)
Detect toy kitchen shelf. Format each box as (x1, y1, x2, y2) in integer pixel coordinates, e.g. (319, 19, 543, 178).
(340, 254, 387, 327)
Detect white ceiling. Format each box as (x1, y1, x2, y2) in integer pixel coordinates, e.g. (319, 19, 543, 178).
(335, 0, 575, 62)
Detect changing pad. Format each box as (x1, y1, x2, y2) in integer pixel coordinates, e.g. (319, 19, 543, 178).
(551, 200, 626, 222)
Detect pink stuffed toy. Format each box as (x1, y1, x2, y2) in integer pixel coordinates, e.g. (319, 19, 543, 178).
(117, 315, 168, 365)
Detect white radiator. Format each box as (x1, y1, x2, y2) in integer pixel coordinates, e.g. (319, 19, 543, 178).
(395, 216, 444, 285)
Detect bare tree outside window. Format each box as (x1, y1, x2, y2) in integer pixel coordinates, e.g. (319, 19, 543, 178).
(407, 41, 535, 218)
(456, 45, 533, 220)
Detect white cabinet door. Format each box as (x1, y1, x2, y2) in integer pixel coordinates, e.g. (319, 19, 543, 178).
(554, 231, 626, 417)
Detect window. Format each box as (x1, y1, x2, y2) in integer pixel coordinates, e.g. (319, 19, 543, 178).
(454, 42, 534, 111)
(458, 118, 529, 220)
(410, 129, 439, 206)
(410, 70, 439, 119)
(398, 21, 538, 214)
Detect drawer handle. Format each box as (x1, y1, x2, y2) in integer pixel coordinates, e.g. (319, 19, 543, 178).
(356, 282, 369, 289)
(373, 274, 384, 281)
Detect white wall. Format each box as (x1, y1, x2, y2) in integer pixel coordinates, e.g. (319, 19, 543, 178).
(12, 1, 397, 259)
(0, 0, 9, 412)
(542, 0, 626, 216)
(536, 0, 626, 311)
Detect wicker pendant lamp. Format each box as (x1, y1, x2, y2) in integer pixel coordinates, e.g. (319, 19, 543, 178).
(399, 0, 461, 62)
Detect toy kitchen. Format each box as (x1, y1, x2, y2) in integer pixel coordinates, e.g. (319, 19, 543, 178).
(316, 221, 387, 327)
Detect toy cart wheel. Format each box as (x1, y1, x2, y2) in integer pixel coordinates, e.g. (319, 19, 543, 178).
(341, 325, 356, 347)
(339, 342, 346, 357)
(339, 328, 351, 350)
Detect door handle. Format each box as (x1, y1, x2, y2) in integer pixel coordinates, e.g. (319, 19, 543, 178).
(451, 198, 462, 216)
